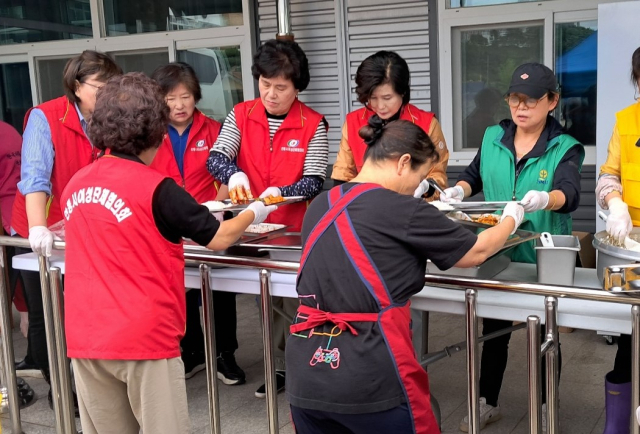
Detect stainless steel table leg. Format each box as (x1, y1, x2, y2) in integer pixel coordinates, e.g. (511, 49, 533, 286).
(465, 289, 480, 434)
(545, 297, 559, 434)
(38, 255, 64, 434)
(0, 245, 22, 433)
(200, 265, 221, 434)
(528, 315, 542, 434)
(260, 269, 279, 434)
(49, 267, 76, 434)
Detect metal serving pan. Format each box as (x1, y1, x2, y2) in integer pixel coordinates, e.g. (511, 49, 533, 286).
(240, 233, 302, 262)
(443, 201, 521, 213)
(448, 218, 540, 252)
(593, 228, 640, 282)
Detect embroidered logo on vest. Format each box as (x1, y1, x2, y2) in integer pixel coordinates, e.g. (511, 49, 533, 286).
(538, 169, 548, 185)
(281, 139, 304, 153)
(196, 140, 205, 148)
(287, 139, 300, 147)
(192, 139, 208, 152)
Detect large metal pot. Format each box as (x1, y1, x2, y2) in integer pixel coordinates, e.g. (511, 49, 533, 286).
(593, 228, 640, 283)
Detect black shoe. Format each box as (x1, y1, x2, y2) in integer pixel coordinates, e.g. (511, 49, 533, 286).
(255, 371, 285, 398)
(15, 358, 41, 378)
(15, 377, 37, 409)
(183, 353, 206, 380)
(216, 352, 246, 385)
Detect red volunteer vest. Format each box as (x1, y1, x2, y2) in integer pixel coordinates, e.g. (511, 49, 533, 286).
(11, 97, 97, 237)
(62, 156, 185, 360)
(292, 184, 439, 434)
(346, 104, 435, 172)
(235, 98, 325, 231)
(150, 109, 222, 203)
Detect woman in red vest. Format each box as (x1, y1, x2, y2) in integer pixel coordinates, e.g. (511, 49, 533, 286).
(150, 62, 245, 385)
(11, 50, 121, 413)
(331, 51, 450, 199)
(287, 117, 524, 434)
(62, 72, 276, 434)
(206, 39, 329, 398)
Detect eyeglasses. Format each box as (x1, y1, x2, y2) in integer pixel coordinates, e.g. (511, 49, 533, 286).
(82, 81, 104, 90)
(505, 94, 547, 108)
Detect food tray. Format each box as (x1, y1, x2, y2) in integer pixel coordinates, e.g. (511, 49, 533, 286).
(240, 232, 302, 262)
(431, 201, 522, 213)
(427, 251, 512, 279)
(221, 196, 306, 212)
(448, 217, 540, 252)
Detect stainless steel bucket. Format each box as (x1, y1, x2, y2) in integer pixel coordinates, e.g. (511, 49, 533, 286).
(593, 228, 640, 283)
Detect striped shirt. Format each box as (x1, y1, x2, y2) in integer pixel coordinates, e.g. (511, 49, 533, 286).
(212, 109, 329, 179)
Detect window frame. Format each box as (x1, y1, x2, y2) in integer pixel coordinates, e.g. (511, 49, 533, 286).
(437, 0, 625, 166)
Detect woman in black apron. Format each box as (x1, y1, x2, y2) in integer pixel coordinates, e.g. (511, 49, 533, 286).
(285, 116, 525, 434)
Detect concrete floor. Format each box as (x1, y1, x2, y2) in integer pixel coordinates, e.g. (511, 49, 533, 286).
(1, 294, 618, 434)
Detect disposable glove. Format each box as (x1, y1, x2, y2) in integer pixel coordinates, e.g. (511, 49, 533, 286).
(499, 202, 525, 235)
(240, 201, 278, 225)
(607, 197, 633, 243)
(228, 172, 253, 203)
(28, 226, 54, 257)
(521, 190, 549, 213)
(441, 185, 465, 203)
(413, 180, 430, 198)
(259, 187, 282, 199)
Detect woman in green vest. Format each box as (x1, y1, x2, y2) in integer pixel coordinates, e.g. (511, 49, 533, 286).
(446, 63, 585, 432)
(595, 46, 640, 434)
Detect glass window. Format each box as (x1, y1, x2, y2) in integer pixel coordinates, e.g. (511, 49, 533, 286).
(177, 46, 243, 123)
(0, 62, 33, 131)
(555, 20, 597, 146)
(111, 50, 169, 76)
(453, 24, 543, 150)
(448, 0, 550, 7)
(36, 56, 73, 103)
(0, 0, 92, 45)
(103, 0, 243, 36)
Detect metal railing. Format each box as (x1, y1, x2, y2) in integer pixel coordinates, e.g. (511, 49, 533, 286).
(1, 234, 640, 434)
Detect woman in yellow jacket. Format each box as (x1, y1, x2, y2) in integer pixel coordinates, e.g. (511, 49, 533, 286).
(331, 51, 449, 199)
(595, 45, 640, 434)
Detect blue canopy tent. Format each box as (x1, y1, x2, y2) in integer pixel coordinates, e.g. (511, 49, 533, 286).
(556, 32, 598, 98)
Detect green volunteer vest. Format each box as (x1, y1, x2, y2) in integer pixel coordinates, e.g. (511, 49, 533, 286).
(479, 125, 584, 263)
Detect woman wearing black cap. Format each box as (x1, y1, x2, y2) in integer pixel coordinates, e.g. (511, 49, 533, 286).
(446, 63, 585, 432)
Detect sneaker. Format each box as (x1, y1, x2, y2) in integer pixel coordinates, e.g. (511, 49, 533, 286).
(15, 358, 42, 378)
(459, 397, 502, 432)
(216, 352, 246, 385)
(183, 353, 206, 380)
(255, 371, 286, 398)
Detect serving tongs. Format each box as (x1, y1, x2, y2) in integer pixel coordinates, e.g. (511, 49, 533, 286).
(427, 178, 447, 197)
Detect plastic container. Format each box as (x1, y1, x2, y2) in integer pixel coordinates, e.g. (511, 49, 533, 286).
(535, 235, 581, 286)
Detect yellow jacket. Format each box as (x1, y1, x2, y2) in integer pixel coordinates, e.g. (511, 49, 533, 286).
(601, 101, 640, 225)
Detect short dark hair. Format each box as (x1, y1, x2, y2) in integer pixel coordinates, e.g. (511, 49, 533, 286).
(63, 50, 122, 104)
(632, 46, 640, 85)
(88, 73, 169, 155)
(355, 51, 411, 106)
(151, 62, 202, 102)
(359, 116, 439, 170)
(251, 39, 310, 91)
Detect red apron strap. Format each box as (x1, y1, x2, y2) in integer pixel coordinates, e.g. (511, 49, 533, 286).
(290, 305, 379, 336)
(334, 211, 392, 308)
(299, 183, 380, 270)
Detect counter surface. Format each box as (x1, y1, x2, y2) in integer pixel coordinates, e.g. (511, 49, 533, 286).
(12, 252, 630, 334)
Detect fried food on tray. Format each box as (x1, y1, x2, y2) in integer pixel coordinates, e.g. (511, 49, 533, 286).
(229, 185, 253, 204)
(474, 214, 499, 226)
(261, 195, 286, 205)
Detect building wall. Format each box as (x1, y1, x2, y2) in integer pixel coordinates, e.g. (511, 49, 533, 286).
(257, 0, 598, 234)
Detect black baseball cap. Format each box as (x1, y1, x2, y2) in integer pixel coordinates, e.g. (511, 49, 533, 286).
(507, 63, 559, 99)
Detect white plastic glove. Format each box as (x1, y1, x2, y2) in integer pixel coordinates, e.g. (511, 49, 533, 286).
(28, 226, 54, 257)
(413, 180, 430, 198)
(607, 197, 633, 243)
(499, 202, 525, 235)
(521, 190, 549, 213)
(441, 185, 465, 203)
(212, 212, 224, 223)
(228, 171, 253, 203)
(259, 186, 282, 199)
(240, 201, 278, 225)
